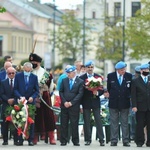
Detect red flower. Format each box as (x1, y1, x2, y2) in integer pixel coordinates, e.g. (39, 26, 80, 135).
(28, 117, 34, 124)
(17, 128, 22, 136)
(5, 116, 12, 122)
(14, 105, 20, 111)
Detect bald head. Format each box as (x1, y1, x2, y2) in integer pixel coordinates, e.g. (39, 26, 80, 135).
(4, 62, 12, 70)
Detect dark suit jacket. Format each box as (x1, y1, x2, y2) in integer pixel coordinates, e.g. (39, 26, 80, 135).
(59, 77, 84, 108)
(79, 73, 104, 109)
(0, 78, 15, 115)
(14, 72, 39, 104)
(107, 71, 132, 109)
(131, 75, 150, 111)
(0, 70, 6, 81)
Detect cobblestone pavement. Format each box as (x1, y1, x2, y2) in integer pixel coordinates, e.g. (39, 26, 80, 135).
(0, 127, 147, 150)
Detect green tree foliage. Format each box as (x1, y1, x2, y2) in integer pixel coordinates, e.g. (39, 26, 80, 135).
(54, 12, 92, 63)
(96, 18, 124, 63)
(0, 7, 6, 13)
(126, 0, 150, 60)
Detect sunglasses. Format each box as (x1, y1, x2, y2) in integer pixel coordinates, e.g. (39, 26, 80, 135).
(88, 66, 94, 68)
(8, 72, 15, 75)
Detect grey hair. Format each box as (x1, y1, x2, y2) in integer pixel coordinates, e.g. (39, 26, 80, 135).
(23, 62, 33, 68)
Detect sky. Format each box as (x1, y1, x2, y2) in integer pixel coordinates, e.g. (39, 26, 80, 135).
(40, 0, 83, 9)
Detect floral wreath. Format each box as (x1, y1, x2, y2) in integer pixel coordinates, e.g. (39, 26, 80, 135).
(5, 97, 36, 139)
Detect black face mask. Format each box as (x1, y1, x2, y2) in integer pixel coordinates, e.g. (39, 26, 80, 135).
(32, 64, 38, 69)
(142, 71, 149, 76)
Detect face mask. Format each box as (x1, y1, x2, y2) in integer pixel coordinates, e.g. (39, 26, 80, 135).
(24, 71, 31, 76)
(32, 64, 38, 69)
(142, 71, 149, 76)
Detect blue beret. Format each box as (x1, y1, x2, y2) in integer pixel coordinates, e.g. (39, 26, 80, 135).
(140, 63, 149, 70)
(65, 65, 76, 73)
(135, 66, 141, 72)
(85, 61, 94, 67)
(115, 61, 127, 69)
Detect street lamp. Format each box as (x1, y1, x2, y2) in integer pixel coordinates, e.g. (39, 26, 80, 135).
(52, 0, 56, 69)
(122, 0, 125, 61)
(82, 0, 86, 64)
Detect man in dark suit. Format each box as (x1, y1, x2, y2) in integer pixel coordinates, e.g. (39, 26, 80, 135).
(107, 61, 132, 147)
(0, 62, 12, 81)
(131, 63, 150, 147)
(0, 67, 18, 145)
(80, 61, 105, 146)
(59, 65, 84, 146)
(14, 62, 39, 146)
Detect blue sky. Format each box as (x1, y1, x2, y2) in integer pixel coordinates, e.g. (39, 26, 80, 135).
(40, 0, 83, 9)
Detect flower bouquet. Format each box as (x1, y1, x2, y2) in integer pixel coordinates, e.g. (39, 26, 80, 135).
(100, 105, 109, 125)
(40, 71, 49, 85)
(5, 97, 36, 139)
(85, 76, 103, 96)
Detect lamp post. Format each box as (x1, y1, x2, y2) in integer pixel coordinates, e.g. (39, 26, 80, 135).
(82, 0, 86, 64)
(52, 0, 56, 69)
(122, 0, 125, 61)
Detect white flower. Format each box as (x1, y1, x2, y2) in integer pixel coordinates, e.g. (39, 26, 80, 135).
(18, 123, 22, 127)
(19, 111, 24, 116)
(16, 114, 20, 119)
(22, 118, 26, 122)
(11, 110, 16, 115)
(101, 105, 105, 109)
(102, 113, 107, 118)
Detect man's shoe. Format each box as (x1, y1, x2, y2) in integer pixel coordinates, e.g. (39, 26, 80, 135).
(137, 144, 142, 147)
(100, 141, 105, 146)
(73, 143, 80, 146)
(2, 142, 8, 145)
(123, 142, 130, 147)
(60, 143, 67, 146)
(85, 141, 91, 146)
(14, 142, 18, 145)
(110, 142, 117, 146)
(16, 142, 23, 146)
(28, 142, 34, 146)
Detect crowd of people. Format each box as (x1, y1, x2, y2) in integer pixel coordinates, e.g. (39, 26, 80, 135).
(0, 54, 150, 148)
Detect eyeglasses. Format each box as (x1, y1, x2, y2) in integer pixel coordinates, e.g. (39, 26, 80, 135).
(8, 72, 15, 75)
(87, 66, 94, 69)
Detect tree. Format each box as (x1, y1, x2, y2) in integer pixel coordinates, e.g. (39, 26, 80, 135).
(126, 0, 150, 60)
(96, 18, 124, 63)
(54, 11, 92, 64)
(0, 6, 6, 13)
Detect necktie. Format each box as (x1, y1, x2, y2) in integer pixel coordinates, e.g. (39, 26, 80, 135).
(144, 77, 147, 83)
(25, 75, 29, 89)
(69, 79, 73, 90)
(118, 75, 122, 85)
(10, 79, 13, 90)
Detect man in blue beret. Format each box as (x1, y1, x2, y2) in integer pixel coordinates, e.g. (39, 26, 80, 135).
(107, 61, 132, 147)
(131, 63, 150, 147)
(80, 60, 105, 146)
(59, 65, 84, 146)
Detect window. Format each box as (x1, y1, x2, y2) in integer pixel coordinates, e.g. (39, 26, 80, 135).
(114, 2, 121, 17)
(92, 11, 96, 19)
(0, 36, 3, 56)
(132, 2, 141, 17)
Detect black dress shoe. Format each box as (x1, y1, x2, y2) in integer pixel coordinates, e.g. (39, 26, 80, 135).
(100, 141, 105, 146)
(110, 142, 117, 146)
(16, 142, 23, 146)
(14, 142, 18, 145)
(123, 142, 130, 147)
(85, 141, 91, 146)
(137, 144, 142, 147)
(2, 142, 8, 145)
(73, 143, 80, 146)
(60, 143, 67, 146)
(28, 142, 34, 146)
